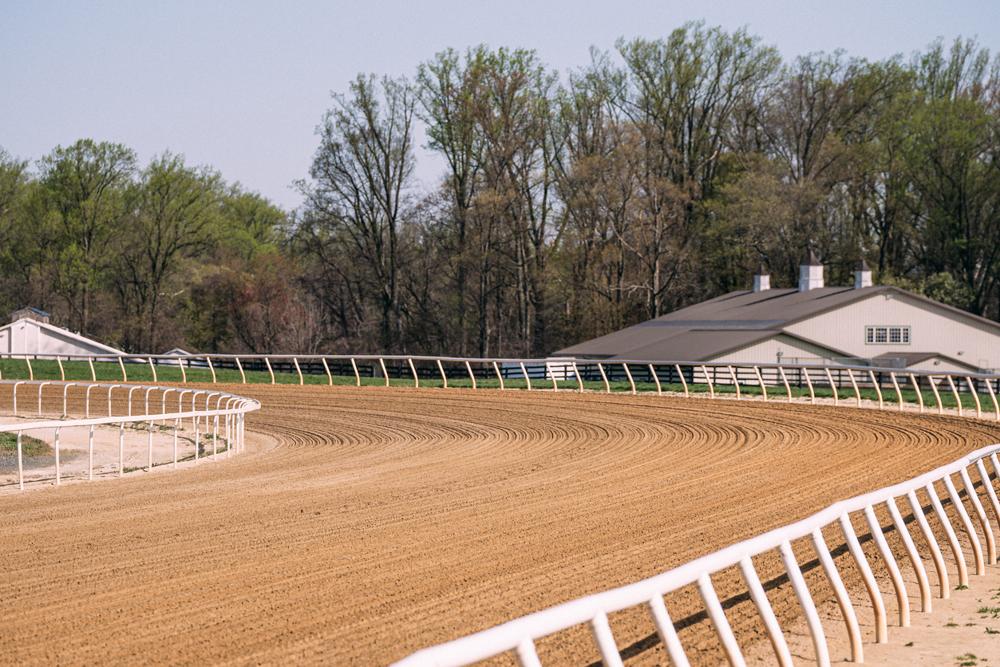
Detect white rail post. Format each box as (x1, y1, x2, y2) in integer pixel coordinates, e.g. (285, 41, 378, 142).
(778, 365, 792, 402)
(236, 357, 247, 384)
(26, 357, 33, 381)
(573, 362, 583, 393)
(12, 381, 22, 416)
(148, 356, 157, 382)
(213, 415, 219, 459)
(890, 372, 903, 410)
(379, 358, 390, 387)
(696, 573, 745, 667)
(321, 357, 332, 386)
(464, 360, 477, 389)
(868, 369, 883, 409)
(437, 359, 448, 388)
(550, 363, 558, 392)
(863, 504, 910, 627)
(959, 467, 996, 566)
(194, 415, 200, 462)
(976, 459, 1000, 542)
(118, 423, 125, 476)
(738, 556, 793, 666)
(61, 382, 73, 417)
(811, 528, 863, 663)
(293, 357, 304, 385)
(647, 596, 690, 667)
(840, 512, 888, 643)
(88, 357, 96, 382)
(622, 363, 635, 395)
(803, 368, 815, 404)
(88, 424, 94, 481)
(118, 356, 127, 382)
(407, 357, 419, 388)
(727, 365, 741, 399)
(173, 418, 179, 468)
(179, 357, 187, 383)
(589, 611, 624, 667)
(780, 540, 830, 667)
(265, 357, 275, 384)
(823, 367, 838, 406)
(648, 364, 661, 395)
(886, 497, 932, 612)
(519, 362, 532, 391)
(351, 357, 361, 386)
(597, 362, 610, 393)
(943, 475, 985, 575)
(986, 378, 1000, 420)
(966, 377, 982, 418)
(906, 490, 949, 598)
(16, 432, 24, 491)
(37, 381, 47, 415)
(945, 375, 961, 416)
(752, 365, 767, 401)
(700, 365, 715, 398)
(206, 356, 217, 383)
(927, 376, 943, 414)
(57, 357, 65, 381)
(926, 482, 969, 587)
(675, 364, 689, 398)
(494, 361, 506, 390)
(909, 374, 925, 413)
(147, 421, 153, 472)
(54, 427, 61, 485)
(846, 368, 861, 406)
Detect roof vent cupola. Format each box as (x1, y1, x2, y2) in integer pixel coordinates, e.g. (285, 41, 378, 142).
(752, 263, 770, 293)
(798, 248, 824, 292)
(854, 259, 873, 289)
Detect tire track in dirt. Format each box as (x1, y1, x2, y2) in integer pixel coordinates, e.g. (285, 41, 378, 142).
(1, 385, 998, 666)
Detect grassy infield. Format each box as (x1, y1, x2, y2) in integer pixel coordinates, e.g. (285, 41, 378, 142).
(0, 357, 993, 412)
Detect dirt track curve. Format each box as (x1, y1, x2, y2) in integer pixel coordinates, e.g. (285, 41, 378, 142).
(2, 385, 999, 666)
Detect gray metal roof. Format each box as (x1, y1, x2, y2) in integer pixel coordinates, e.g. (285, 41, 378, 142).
(554, 285, 1000, 361)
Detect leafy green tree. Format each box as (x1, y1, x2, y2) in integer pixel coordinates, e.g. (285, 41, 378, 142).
(115, 153, 222, 351)
(37, 139, 136, 335)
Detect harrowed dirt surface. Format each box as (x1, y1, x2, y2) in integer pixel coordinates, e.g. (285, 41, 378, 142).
(1, 385, 999, 666)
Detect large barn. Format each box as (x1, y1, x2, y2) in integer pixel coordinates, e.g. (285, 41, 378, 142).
(0, 307, 122, 357)
(555, 253, 1000, 374)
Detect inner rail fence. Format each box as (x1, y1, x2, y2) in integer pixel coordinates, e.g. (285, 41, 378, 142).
(1, 352, 999, 419)
(1, 379, 259, 491)
(393, 444, 1000, 667)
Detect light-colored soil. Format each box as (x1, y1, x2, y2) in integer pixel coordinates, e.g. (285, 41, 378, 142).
(0, 417, 210, 487)
(1, 385, 999, 666)
(746, 563, 1000, 665)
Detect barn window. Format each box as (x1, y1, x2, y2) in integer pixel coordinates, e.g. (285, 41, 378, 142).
(865, 325, 910, 345)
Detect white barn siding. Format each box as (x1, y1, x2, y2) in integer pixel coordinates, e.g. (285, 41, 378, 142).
(906, 357, 977, 374)
(0, 319, 121, 356)
(709, 334, 840, 365)
(785, 292, 1000, 371)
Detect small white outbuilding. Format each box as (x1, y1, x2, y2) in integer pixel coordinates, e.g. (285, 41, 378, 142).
(0, 308, 122, 357)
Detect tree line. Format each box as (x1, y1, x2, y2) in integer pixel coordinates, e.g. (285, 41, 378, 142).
(2, 24, 998, 355)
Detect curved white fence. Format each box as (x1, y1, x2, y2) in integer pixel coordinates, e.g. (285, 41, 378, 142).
(0, 352, 998, 420)
(1, 380, 259, 491)
(394, 444, 1000, 667)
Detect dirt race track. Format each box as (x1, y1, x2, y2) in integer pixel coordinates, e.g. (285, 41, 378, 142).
(2, 385, 1000, 666)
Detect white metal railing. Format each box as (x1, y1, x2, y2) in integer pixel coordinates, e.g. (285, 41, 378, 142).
(0, 352, 997, 418)
(1, 380, 259, 491)
(393, 444, 1000, 667)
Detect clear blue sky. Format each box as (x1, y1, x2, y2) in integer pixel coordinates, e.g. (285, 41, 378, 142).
(2, 0, 998, 210)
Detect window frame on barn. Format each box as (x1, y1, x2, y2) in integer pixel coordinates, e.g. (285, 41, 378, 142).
(865, 325, 911, 345)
